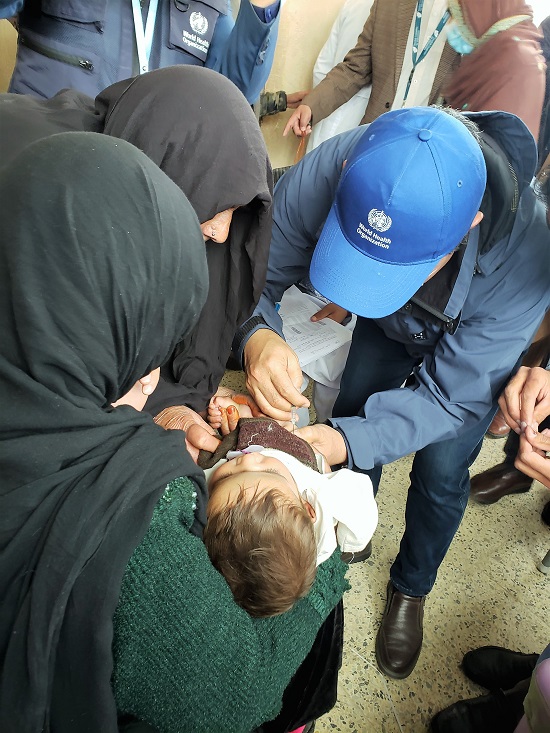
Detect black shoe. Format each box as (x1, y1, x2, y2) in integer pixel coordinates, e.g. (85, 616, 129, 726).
(542, 499, 550, 528)
(430, 679, 529, 733)
(341, 541, 372, 564)
(462, 646, 539, 690)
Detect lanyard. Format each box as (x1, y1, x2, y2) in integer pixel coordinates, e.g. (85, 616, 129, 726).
(403, 0, 450, 103)
(131, 0, 160, 74)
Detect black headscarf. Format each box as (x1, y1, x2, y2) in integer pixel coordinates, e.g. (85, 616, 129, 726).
(0, 133, 208, 732)
(0, 88, 102, 169)
(96, 65, 273, 413)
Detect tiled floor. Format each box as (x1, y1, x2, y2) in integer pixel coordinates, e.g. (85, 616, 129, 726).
(220, 371, 550, 733)
(317, 440, 549, 733)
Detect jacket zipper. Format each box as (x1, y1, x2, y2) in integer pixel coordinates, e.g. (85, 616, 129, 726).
(20, 35, 94, 71)
(410, 295, 454, 326)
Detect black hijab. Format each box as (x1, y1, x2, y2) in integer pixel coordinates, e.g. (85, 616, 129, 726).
(0, 88, 102, 169)
(96, 65, 273, 413)
(0, 133, 208, 732)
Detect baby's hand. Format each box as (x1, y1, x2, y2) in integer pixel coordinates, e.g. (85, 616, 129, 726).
(207, 390, 262, 435)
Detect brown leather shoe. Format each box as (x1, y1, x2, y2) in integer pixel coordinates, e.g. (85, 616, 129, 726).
(470, 463, 532, 504)
(375, 582, 425, 679)
(486, 409, 511, 439)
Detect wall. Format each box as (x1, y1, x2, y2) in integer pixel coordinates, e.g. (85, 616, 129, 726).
(260, 0, 347, 168)
(0, 19, 17, 92)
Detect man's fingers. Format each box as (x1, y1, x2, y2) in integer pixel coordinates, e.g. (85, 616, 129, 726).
(497, 396, 520, 434)
(283, 112, 299, 137)
(525, 425, 550, 452)
(311, 303, 347, 323)
(246, 380, 294, 421)
(251, 369, 308, 413)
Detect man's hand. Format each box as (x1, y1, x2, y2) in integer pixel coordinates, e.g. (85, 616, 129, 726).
(310, 302, 349, 324)
(283, 105, 312, 137)
(154, 406, 220, 463)
(294, 424, 347, 467)
(244, 329, 309, 420)
(286, 90, 310, 108)
(515, 426, 550, 489)
(499, 366, 550, 434)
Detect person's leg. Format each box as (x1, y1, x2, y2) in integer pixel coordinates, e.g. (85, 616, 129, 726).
(332, 317, 417, 489)
(376, 408, 495, 679)
(503, 429, 521, 464)
(391, 408, 495, 596)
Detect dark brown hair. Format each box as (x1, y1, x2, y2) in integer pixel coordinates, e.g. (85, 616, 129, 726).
(204, 484, 317, 618)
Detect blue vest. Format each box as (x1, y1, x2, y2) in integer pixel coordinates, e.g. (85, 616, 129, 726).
(9, 0, 275, 101)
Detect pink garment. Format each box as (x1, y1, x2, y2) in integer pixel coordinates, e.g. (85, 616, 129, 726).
(514, 657, 550, 732)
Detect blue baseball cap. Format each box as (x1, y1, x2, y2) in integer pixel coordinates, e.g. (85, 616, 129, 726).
(309, 107, 487, 318)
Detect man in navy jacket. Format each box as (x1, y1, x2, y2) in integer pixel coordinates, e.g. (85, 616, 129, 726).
(1, 0, 279, 102)
(233, 106, 550, 679)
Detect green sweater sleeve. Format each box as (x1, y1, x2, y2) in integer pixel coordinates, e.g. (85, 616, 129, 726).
(112, 477, 349, 733)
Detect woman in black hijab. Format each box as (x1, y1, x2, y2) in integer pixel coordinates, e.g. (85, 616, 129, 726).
(0, 131, 208, 730)
(0, 65, 273, 453)
(97, 66, 272, 425)
(0, 132, 348, 733)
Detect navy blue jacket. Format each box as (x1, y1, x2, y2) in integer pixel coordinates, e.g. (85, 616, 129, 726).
(3, 0, 279, 102)
(234, 111, 550, 471)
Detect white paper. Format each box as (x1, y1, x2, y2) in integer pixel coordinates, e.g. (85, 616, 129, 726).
(279, 286, 352, 368)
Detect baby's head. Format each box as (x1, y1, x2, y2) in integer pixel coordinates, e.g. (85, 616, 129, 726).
(203, 451, 317, 618)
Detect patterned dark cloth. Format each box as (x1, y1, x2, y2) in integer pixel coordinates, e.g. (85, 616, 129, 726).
(198, 417, 318, 471)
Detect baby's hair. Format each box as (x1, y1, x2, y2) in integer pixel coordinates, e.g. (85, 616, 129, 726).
(204, 484, 317, 618)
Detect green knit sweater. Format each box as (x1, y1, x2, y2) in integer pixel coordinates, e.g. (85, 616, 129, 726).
(112, 477, 349, 733)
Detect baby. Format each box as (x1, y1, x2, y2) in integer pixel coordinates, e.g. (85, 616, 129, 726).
(200, 415, 377, 618)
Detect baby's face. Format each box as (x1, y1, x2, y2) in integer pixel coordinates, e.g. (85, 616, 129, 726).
(208, 452, 308, 517)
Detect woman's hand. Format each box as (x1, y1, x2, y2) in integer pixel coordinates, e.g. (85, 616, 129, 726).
(499, 366, 550, 434)
(516, 425, 550, 489)
(294, 424, 347, 467)
(310, 302, 350, 324)
(283, 105, 313, 138)
(154, 406, 220, 462)
(244, 329, 309, 421)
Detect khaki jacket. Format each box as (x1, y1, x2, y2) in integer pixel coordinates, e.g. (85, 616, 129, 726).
(304, 0, 459, 125)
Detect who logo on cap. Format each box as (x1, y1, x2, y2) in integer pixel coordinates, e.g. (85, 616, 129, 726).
(310, 107, 487, 318)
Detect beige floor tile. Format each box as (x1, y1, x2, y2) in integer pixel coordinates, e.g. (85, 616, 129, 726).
(317, 437, 549, 733)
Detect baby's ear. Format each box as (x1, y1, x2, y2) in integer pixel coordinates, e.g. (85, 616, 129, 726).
(304, 500, 316, 521)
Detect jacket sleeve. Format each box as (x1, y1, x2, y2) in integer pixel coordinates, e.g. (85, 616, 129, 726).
(0, 1, 22, 17)
(330, 220, 550, 470)
(112, 479, 349, 733)
(206, 0, 279, 103)
(232, 127, 366, 364)
(304, 0, 377, 125)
